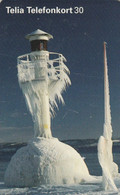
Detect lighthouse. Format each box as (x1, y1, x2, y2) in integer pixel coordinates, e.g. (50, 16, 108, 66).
(17, 29, 71, 138)
(4, 28, 93, 188)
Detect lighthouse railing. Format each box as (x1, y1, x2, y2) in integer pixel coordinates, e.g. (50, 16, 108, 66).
(17, 52, 66, 64)
(17, 52, 68, 83)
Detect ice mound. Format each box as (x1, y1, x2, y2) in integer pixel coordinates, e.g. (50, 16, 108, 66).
(4, 137, 90, 187)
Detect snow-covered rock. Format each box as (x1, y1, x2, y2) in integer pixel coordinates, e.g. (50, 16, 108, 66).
(4, 137, 90, 187)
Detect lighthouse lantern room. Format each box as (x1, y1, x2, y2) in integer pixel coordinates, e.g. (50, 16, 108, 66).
(25, 29, 53, 52)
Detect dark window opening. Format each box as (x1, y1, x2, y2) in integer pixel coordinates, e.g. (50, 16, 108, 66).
(30, 40, 48, 51)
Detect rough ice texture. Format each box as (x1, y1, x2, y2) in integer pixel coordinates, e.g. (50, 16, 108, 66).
(4, 138, 90, 187)
(17, 52, 71, 138)
(17, 52, 71, 117)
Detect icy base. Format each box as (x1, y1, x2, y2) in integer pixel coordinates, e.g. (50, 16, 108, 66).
(2, 176, 120, 195)
(4, 137, 92, 187)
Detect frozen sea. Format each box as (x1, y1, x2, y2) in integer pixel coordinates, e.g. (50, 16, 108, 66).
(0, 139, 120, 195)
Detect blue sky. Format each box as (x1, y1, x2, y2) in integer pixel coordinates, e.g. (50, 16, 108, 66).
(0, 0, 120, 142)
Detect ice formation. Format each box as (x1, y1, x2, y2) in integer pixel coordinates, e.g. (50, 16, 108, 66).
(17, 51, 71, 138)
(4, 138, 91, 187)
(98, 42, 118, 191)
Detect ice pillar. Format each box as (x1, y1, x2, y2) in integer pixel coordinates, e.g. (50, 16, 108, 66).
(103, 42, 112, 140)
(98, 42, 118, 191)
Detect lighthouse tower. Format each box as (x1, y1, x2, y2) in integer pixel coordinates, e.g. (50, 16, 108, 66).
(17, 29, 71, 138)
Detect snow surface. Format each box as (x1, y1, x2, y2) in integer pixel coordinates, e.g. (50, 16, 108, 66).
(4, 137, 94, 187)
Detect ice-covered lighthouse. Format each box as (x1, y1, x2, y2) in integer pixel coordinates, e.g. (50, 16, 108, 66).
(4, 29, 91, 187)
(17, 29, 71, 138)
